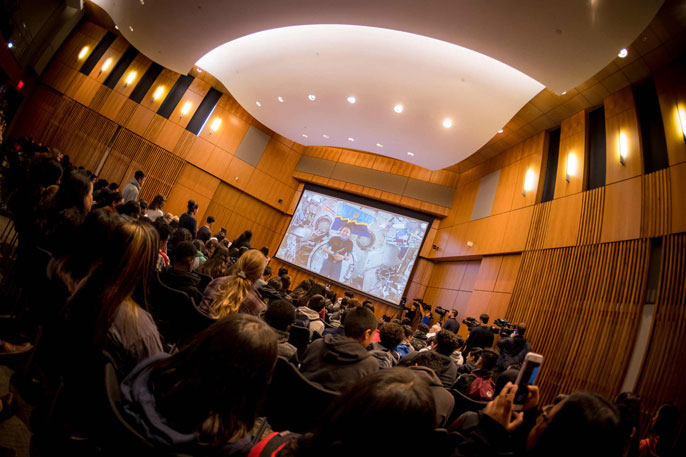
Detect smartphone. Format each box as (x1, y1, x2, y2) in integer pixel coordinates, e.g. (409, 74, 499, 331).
(513, 352, 543, 410)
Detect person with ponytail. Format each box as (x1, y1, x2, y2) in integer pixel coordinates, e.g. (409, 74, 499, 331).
(178, 199, 199, 238)
(198, 249, 268, 318)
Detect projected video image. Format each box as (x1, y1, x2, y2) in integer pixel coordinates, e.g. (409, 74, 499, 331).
(275, 189, 430, 304)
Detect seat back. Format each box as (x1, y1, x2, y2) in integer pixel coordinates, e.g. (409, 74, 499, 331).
(288, 325, 311, 361)
(262, 357, 339, 433)
(446, 388, 488, 427)
(196, 272, 213, 293)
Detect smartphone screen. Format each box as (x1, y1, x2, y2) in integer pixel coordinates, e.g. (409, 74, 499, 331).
(514, 360, 541, 405)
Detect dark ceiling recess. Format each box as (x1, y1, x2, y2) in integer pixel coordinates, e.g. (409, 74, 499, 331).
(157, 74, 194, 119)
(129, 62, 163, 103)
(79, 31, 117, 75)
(186, 88, 223, 135)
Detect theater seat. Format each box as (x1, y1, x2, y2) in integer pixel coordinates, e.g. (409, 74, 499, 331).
(288, 325, 311, 361)
(261, 357, 339, 433)
(446, 388, 488, 427)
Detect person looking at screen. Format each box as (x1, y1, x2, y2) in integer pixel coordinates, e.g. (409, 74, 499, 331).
(319, 223, 354, 281)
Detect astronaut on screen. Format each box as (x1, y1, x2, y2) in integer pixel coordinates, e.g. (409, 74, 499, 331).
(318, 223, 354, 281)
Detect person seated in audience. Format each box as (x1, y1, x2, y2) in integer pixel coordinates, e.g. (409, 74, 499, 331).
(463, 313, 494, 356)
(639, 402, 678, 457)
(227, 246, 240, 269)
(495, 323, 532, 373)
(146, 194, 165, 221)
(92, 178, 109, 201)
(279, 274, 292, 299)
(455, 348, 498, 401)
(427, 323, 442, 339)
(411, 323, 430, 351)
(205, 237, 219, 258)
(232, 230, 253, 249)
(368, 322, 403, 369)
(213, 227, 227, 242)
(94, 190, 123, 213)
(117, 200, 141, 220)
(394, 324, 415, 357)
(153, 218, 172, 271)
(295, 294, 326, 338)
(258, 276, 283, 304)
(192, 239, 207, 268)
(450, 335, 465, 366)
(458, 348, 482, 375)
(121, 314, 277, 456)
(264, 299, 299, 365)
(400, 330, 460, 388)
(299, 307, 379, 391)
(139, 199, 148, 217)
(614, 392, 641, 457)
(196, 246, 229, 278)
(238, 246, 249, 259)
(166, 227, 192, 261)
(255, 265, 271, 288)
(196, 215, 214, 243)
(199, 249, 267, 318)
(443, 309, 461, 334)
(178, 199, 199, 238)
(107, 182, 119, 193)
(121, 170, 145, 202)
(259, 246, 271, 263)
(159, 241, 204, 304)
(409, 351, 455, 427)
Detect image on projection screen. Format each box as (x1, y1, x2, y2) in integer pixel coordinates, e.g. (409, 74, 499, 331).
(275, 189, 430, 304)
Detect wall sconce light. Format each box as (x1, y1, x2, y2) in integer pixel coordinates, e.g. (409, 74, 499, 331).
(78, 46, 89, 60)
(124, 71, 136, 87)
(566, 152, 578, 182)
(677, 102, 686, 143)
(152, 85, 164, 101)
(522, 168, 536, 196)
(618, 131, 628, 166)
(209, 117, 221, 134)
(180, 101, 192, 118)
(99, 57, 113, 75)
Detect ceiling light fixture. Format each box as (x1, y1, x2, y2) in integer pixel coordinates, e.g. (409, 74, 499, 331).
(302, 134, 309, 138)
(277, 96, 284, 103)
(376, 143, 383, 148)
(618, 48, 628, 58)
(124, 71, 137, 87)
(152, 86, 164, 100)
(308, 94, 316, 101)
(348, 137, 354, 142)
(140, 0, 144, 4)
(196, 68, 202, 73)
(323, 134, 329, 138)
(180, 101, 192, 118)
(129, 25, 134, 32)
(394, 104, 403, 113)
(347, 96, 356, 104)
(114, 25, 119, 30)
(442, 118, 453, 128)
(209, 118, 221, 134)
(498, 129, 504, 134)
(78, 46, 89, 60)
(407, 152, 414, 156)
(256, 101, 262, 107)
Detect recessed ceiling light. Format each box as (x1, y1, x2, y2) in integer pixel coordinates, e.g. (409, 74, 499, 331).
(376, 143, 383, 148)
(394, 104, 403, 113)
(256, 101, 262, 107)
(277, 96, 284, 103)
(323, 134, 329, 138)
(498, 129, 504, 134)
(348, 137, 354, 142)
(618, 48, 628, 58)
(7, 42, 13, 49)
(302, 134, 308, 138)
(407, 152, 414, 156)
(561, 91, 567, 95)
(114, 25, 119, 30)
(308, 94, 316, 101)
(196, 68, 202, 73)
(347, 96, 356, 104)
(442, 118, 453, 128)
(129, 25, 134, 32)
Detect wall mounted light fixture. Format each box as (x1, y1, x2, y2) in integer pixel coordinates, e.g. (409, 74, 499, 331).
(522, 168, 536, 195)
(152, 86, 164, 101)
(618, 131, 628, 166)
(566, 152, 578, 182)
(78, 46, 89, 60)
(677, 102, 686, 143)
(209, 117, 221, 134)
(180, 101, 192, 118)
(99, 57, 113, 75)
(124, 71, 136, 87)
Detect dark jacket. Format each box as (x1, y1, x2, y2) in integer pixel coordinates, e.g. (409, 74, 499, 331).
(159, 267, 204, 304)
(197, 225, 211, 243)
(368, 341, 399, 369)
(496, 335, 531, 371)
(409, 366, 455, 428)
(411, 330, 428, 351)
(443, 318, 461, 334)
(121, 354, 253, 456)
(272, 328, 299, 365)
(299, 335, 379, 391)
(464, 325, 494, 354)
(399, 350, 458, 388)
(178, 213, 198, 238)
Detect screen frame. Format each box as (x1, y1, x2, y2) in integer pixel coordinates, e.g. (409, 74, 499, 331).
(274, 183, 435, 307)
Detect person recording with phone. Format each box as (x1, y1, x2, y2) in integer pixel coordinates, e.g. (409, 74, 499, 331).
(319, 224, 354, 281)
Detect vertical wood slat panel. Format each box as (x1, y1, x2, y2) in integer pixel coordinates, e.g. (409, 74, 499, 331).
(641, 169, 672, 238)
(525, 200, 551, 251)
(506, 239, 649, 405)
(577, 187, 605, 245)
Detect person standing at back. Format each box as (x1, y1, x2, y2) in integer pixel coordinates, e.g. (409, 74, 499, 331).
(463, 313, 494, 356)
(179, 200, 199, 238)
(122, 170, 145, 203)
(443, 309, 461, 334)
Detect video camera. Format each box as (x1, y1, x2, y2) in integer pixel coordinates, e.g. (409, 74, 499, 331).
(434, 306, 449, 316)
(462, 316, 479, 329)
(413, 298, 432, 312)
(493, 318, 516, 337)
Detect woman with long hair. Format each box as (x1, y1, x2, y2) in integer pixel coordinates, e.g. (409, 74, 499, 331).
(121, 314, 278, 455)
(196, 246, 229, 279)
(198, 249, 267, 318)
(147, 194, 166, 221)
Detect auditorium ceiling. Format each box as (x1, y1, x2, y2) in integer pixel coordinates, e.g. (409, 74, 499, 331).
(90, 0, 664, 170)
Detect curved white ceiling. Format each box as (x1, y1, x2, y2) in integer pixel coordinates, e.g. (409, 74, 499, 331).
(92, 0, 664, 169)
(197, 25, 544, 169)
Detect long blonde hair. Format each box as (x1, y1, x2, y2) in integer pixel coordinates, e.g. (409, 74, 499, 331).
(209, 249, 266, 318)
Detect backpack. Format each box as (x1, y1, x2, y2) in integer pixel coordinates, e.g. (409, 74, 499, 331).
(294, 309, 313, 330)
(468, 374, 495, 401)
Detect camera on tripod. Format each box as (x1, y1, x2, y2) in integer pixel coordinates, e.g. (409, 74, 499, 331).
(493, 318, 516, 337)
(434, 306, 449, 316)
(462, 316, 479, 329)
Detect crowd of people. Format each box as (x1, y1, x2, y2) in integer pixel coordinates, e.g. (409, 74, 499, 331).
(0, 137, 681, 457)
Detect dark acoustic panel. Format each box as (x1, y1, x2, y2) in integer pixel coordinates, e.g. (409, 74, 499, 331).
(541, 128, 560, 203)
(234, 126, 271, 166)
(295, 156, 337, 177)
(79, 32, 117, 76)
(633, 78, 669, 173)
(156, 74, 194, 119)
(587, 106, 606, 190)
(404, 178, 454, 207)
(103, 46, 138, 88)
(471, 170, 501, 220)
(186, 88, 223, 135)
(331, 163, 408, 194)
(129, 62, 164, 103)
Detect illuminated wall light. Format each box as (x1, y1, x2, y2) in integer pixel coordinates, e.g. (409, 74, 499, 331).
(347, 96, 356, 104)
(566, 152, 578, 182)
(124, 71, 137, 87)
(302, 134, 309, 138)
(497, 129, 504, 134)
(347, 137, 354, 142)
(676, 103, 686, 143)
(618, 48, 628, 58)
(522, 168, 536, 196)
(394, 104, 403, 113)
(209, 118, 221, 134)
(78, 46, 89, 60)
(99, 58, 113, 75)
(308, 94, 316, 101)
(129, 25, 134, 32)
(618, 131, 629, 165)
(152, 85, 164, 101)
(442, 118, 453, 128)
(180, 101, 192, 118)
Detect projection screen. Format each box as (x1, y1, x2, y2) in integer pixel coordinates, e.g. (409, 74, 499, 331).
(275, 185, 432, 305)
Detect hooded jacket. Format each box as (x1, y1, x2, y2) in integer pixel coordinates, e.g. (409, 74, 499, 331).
(399, 350, 458, 388)
(368, 341, 399, 369)
(271, 328, 298, 365)
(496, 335, 532, 371)
(299, 334, 379, 391)
(122, 177, 140, 203)
(409, 365, 455, 428)
(296, 306, 325, 337)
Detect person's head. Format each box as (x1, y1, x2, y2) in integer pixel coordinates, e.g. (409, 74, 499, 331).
(278, 267, 288, 277)
(433, 330, 460, 356)
(516, 323, 526, 337)
(467, 348, 482, 363)
(206, 216, 215, 227)
(363, 301, 375, 313)
(108, 182, 119, 192)
(171, 227, 192, 246)
(300, 369, 435, 456)
(280, 274, 291, 291)
(205, 238, 219, 257)
(344, 307, 378, 347)
(417, 323, 430, 334)
(243, 230, 252, 241)
(262, 265, 272, 280)
(429, 324, 441, 334)
(614, 392, 641, 450)
(153, 219, 172, 245)
(173, 241, 197, 271)
(149, 194, 165, 211)
(450, 309, 458, 319)
(264, 299, 296, 332)
(197, 247, 229, 278)
(413, 350, 445, 375)
(117, 200, 141, 219)
(187, 199, 199, 215)
(494, 368, 520, 396)
(259, 246, 269, 258)
(475, 348, 498, 371)
(148, 314, 277, 447)
(648, 403, 679, 455)
(238, 246, 249, 257)
(402, 325, 414, 340)
(527, 392, 622, 457)
(340, 223, 354, 239)
(480, 313, 490, 324)
(208, 249, 267, 318)
(138, 199, 148, 215)
(267, 277, 282, 291)
(378, 323, 404, 350)
(307, 294, 327, 312)
(107, 191, 124, 209)
(344, 291, 354, 299)
(228, 246, 240, 258)
(54, 169, 94, 215)
(134, 170, 146, 185)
